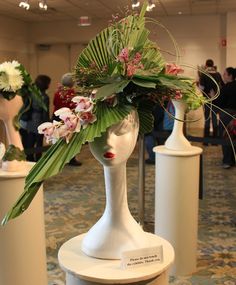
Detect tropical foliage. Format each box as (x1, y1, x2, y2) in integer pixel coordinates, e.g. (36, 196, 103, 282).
(2, 1, 207, 224)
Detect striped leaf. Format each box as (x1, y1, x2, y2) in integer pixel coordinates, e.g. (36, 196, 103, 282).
(2, 103, 132, 224)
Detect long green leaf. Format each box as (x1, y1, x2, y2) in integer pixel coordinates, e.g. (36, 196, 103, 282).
(2, 103, 132, 224)
(132, 78, 156, 89)
(95, 80, 130, 99)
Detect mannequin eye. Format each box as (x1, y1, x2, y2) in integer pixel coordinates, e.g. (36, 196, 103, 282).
(111, 120, 133, 136)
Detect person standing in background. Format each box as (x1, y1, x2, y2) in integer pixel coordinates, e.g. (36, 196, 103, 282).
(199, 59, 224, 143)
(53, 73, 82, 166)
(218, 67, 236, 169)
(20, 75, 51, 161)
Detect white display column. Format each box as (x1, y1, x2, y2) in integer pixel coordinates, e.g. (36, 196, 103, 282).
(59, 234, 174, 285)
(0, 163, 48, 285)
(154, 146, 202, 276)
(154, 100, 202, 276)
(154, 146, 202, 275)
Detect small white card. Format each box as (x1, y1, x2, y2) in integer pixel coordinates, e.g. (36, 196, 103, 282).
(121, 245, 163, 269)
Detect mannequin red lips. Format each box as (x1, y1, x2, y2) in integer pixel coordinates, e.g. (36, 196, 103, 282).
(103, 152, 115, 159)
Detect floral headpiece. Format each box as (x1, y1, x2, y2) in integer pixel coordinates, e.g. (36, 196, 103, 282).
(2, 2, 207, 224)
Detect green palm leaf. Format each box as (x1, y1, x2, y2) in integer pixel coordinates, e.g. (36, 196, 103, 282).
(2, 103, 132, 224)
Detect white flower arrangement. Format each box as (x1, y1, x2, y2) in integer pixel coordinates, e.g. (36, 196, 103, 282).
(0, 60, 24, 93)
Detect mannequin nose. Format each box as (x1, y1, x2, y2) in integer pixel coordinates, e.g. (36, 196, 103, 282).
(105, 131, 115, 150)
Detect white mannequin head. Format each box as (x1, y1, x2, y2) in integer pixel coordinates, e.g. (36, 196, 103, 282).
(89, 109, 139, 166)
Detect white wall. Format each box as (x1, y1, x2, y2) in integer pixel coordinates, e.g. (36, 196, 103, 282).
(0, 15, 30, 68)
(27, 14, 226, 85)
(0, 13, 229, 122)
(150, 14, 225, 77)
(226, 12, 236, 67)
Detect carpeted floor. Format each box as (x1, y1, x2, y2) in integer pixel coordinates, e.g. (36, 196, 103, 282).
(44, 144, 236, 285)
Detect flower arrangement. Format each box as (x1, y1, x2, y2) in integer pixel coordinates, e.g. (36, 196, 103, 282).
(0, 60, 46, 127)
(2, 2, 211, 224)
(0, 60, 24, 94)
(0, 60, 46, 164)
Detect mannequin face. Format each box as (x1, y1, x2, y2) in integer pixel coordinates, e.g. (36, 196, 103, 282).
(89, 110, 139, 166)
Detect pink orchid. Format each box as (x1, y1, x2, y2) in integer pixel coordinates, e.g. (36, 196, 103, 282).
(80, 112, 97, 128)
(132, 52, 142, 65)
(72, 96, 94, 113)
(64, 115, 81, 132)
(117, 48, 129, 63)
(38, 122, 55, 143)
(53, 124, 72, 143)
(54, 107, 73, 120)
(166, 63, 184, 75)
(174, 90, 183, 100)
(127, 64, 137, 77)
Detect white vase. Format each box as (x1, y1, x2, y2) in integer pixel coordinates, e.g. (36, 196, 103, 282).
(165, 99, 192, 151)
(81, 110, 151, 259)
(0, 95, 26, 172)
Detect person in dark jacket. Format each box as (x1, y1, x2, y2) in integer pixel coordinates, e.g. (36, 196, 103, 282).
(20, 75, 51, 161)
(218, 67, 236, 168)
(199, 59, 224, 141)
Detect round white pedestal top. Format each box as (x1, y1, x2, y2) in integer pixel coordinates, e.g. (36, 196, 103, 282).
(58, 233, 174, 284)
(0, 162, 35, 178)
(153, 145, 202, 157)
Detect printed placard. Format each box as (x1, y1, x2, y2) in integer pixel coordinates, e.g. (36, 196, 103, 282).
(121, 245, 163, 269)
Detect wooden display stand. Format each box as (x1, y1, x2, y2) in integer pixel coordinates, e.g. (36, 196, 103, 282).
(154, 146, 202, 276)
(58, 233, 174, 285)
(0, 163, 48, 285)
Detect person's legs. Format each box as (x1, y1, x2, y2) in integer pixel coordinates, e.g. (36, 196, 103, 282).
(204, 106, 211, 137)
(145, 133, 156, 163)
(220, 111, 235, 168)
(35, 134, 44, 161)
(19, 128, 29, 150)
(26, 132, 37, 161)
(212, 107, 218, 138)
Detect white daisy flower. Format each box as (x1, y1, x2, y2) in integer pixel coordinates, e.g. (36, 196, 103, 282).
(0, 60, 24, 92)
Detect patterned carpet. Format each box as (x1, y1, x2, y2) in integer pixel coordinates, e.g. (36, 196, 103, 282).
(44, 144, 236, 285)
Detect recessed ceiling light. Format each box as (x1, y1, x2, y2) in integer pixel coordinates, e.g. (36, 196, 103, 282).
(178, 11, 182, 15)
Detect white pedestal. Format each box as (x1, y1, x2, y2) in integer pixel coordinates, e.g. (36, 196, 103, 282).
(154, 146, 202, 276)
(58, 233, 174, 285)
(0, 162, 48, 285)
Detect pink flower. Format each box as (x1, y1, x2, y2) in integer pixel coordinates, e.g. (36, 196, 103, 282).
(72, 96, 94, 113)
(117, 48, 129, 63)
(127, 64, 137, 77)
(174, 90, 183, 100)
(132, 52, 142, 65)
(54, 107, 73, 119)
(64, 115, 81, 132)
(38, 122, 55, 143)
(80, 112, 97, 128)
(53, 124, 72, 143)
(166, 63, 184, 75)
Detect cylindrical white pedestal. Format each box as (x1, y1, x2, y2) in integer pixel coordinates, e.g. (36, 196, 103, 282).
(58, 233, 174, 285)
(0, 162, 48, 285)
(154, 146, 202, 276)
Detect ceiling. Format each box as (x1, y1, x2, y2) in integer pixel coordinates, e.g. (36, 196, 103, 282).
(0, 0, 236, 22)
